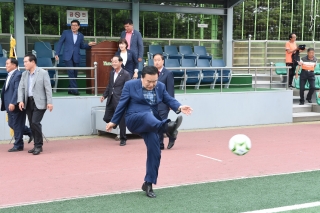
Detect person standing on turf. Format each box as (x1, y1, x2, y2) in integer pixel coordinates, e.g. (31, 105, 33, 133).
(106, 66, 192, 198)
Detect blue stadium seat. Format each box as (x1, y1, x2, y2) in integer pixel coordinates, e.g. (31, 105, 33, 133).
(37, 57, 57, 90)
(0, 57, 7, 79)
(148, 59, 154, 66)
(79, 49, 86, 67)
(211, 59, 232, 88)
(17, 57, 26, 72)
(0, 44, 7, 58)
(179, 46, 197, 60)
(33, 42, 54, 58)
(194, 46, 212, 62)
(274, 62, 287, 75)
(180, 59, 201, 89)
(197, 59, 217, 89)
(54, 42, 65, 67)
(164, 45, 182, 61)
(148, 45, 164, 59)
(164, 59, 183, 84)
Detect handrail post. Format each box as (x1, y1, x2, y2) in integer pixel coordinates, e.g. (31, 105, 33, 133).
(254, 67, 257, 91)
(220, 68, 222, 92)
(270, 61, 274, 89)
(184, 68, 187, 93)
(248, 34, 252, 74)
(94, 62, 98, 96)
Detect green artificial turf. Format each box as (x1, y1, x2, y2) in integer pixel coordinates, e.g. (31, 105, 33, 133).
(2, 171, 320, 213)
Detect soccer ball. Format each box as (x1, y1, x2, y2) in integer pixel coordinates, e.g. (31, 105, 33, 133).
(229, 134, 251, 156)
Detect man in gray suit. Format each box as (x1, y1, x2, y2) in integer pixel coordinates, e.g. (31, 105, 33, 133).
(18, 54, 53, 155)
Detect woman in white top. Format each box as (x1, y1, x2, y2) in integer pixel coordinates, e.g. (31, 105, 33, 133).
(115, 38, 139, 79)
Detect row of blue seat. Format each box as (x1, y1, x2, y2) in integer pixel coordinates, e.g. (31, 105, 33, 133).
(148, 45, 212, 61)
(137, 58, 232, 89)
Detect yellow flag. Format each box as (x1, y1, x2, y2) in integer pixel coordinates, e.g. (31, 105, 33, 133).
(9, 35, 16, 58)
(6, 113, 14, 137)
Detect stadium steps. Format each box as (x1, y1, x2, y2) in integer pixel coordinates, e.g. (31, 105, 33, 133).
(292, 89, 320, 122)
(251, 73, 284, 89)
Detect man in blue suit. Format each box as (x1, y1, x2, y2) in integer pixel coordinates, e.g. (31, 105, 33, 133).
(1, 58, 32, 152)
(120, 19, 144, 62)
(106, 66, 192, 198)
(153, 54, 176, 150)
(55, 20, 96, 95)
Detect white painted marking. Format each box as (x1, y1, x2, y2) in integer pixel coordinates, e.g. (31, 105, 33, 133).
(196, 154, 222, 162)
(241, 201, 320, 213)
(1, 169, 320, 209)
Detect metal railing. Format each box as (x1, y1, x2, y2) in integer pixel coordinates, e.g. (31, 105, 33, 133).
(167, 66, 291, 93)
(0, 62, 98, 95)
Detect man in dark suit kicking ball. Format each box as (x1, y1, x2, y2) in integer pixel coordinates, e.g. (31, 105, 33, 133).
(106, 66, 192, 198)
(101, 56, 131, 146)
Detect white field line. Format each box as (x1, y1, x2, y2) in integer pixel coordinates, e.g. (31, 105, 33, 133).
(242, 201, 320, 213)
(1, 168, 320, 209)
(196, 154, 222, 162)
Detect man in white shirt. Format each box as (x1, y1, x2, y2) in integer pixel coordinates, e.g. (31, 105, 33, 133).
(100, 56, 131, 146)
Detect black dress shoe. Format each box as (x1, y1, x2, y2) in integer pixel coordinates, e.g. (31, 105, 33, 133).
(68, 91, 80, 96)
(28, 134, 33, 144)
(28, 147, 43, 153)
(33, 147, 43, 155)
(299, 102, 304, 105)
(167, 141, 175, 149)
(166, 116, 183, 138)
(8, 147, 23, 152)
(307, 99, 312, 103)
(120, 140, 126, 146)
(141, 182, 156, 198)
(160, 143, 164, 150)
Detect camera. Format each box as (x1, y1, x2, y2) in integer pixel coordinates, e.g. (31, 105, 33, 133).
(298, 44, 306, 50)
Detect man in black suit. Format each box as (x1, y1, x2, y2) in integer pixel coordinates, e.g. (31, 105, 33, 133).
(101, 56, 131, 146)
(1, 58, 33, 152)
(153, 54, 176, 149)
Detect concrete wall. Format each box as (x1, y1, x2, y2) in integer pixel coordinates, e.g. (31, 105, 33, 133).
(0, 90, 292, 140)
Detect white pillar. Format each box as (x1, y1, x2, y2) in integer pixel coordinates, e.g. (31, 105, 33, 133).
(132, 0, 139, 30)
(223, 7, 233, 67)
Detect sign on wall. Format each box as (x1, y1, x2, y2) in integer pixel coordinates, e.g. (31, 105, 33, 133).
(67, 10, 88, 27)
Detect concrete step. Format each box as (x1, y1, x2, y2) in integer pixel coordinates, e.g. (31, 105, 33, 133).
(293, 96, 300, 104)
(293, 112, 320, 122)
(292, 104, 312, 113)
(253, 80, 286, 88)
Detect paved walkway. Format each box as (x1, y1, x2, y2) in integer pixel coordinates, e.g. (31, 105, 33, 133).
(0, 123, 319, 207)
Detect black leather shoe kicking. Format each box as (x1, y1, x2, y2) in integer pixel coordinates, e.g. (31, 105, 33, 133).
(33, 147, 43, 155)
(8, 147, 23, 152)
(160, 143, 164, 150)
(120, 140, 126, 146)
(167, 141, 175, 149)
(28, 134, 33, 144)
(307, 99, 312, 103)
(141, 182, 156, 198)
(166, 116, 183, 139)
(28, 147, 43, 153)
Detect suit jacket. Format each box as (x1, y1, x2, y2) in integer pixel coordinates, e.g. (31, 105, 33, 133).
(111, 79, 181, 125)
(102, 68, 131, 106)
(115, 50, 138, 78)
(1, 69, 22, 112)
(17, 67, 53, 110)
(158, 67, 175, 112)
(55, 30, 90, 63)
(120, 29, 144, 59)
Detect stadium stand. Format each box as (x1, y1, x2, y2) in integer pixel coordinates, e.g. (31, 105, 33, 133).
(194, 46, 212, 62)
(180, 58, 201, 89)
(164, 45, 183, 61)
(179, 45, 198, 60)
(197, 58, 217, 89)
